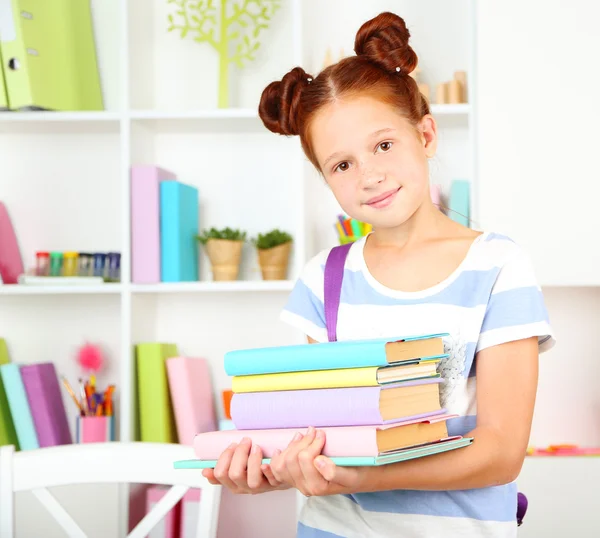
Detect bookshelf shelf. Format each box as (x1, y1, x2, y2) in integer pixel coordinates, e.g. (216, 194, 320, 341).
(0, 284, 123, 296)
(130, 280, 295, 294)
(0, 111, 122, 122)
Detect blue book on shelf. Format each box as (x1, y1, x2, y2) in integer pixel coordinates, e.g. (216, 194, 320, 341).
(449, 179, 470, 227)
(0, 364, 39, 450)
(224, 333, 449, 376)
(160, 181, 199, 282)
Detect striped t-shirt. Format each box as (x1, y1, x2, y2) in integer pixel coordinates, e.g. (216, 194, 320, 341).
(279, 231, 555, 538)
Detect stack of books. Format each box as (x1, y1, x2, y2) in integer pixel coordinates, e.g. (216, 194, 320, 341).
(175, 334, 473, 469)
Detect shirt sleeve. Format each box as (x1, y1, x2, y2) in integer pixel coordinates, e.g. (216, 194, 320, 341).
(476, 244, 555, 354)
(279, 249, 330, 343)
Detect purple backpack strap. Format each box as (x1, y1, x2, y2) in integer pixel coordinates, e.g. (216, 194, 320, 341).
(324, 243, 352, 342)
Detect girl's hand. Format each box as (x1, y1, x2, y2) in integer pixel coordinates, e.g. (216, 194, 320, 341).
(270, 427, 366, 497)
(202, 437, 288, 494)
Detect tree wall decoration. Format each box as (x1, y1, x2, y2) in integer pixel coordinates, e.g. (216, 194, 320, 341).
(167, 0, 282, 108)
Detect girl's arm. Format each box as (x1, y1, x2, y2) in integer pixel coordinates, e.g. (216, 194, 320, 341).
(272, 335, 539, 495)
(327, 336, 538, 492)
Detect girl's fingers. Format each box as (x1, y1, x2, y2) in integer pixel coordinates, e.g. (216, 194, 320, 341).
(297, 429, 329, 494)
(213, 443, 238, 490)
(228, 438, 252, 489)
(246, 444, 267, 490)
(261, 463, 283, 488)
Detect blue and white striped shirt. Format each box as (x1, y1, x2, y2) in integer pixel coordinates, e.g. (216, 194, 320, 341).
(280, 231, 555, 538)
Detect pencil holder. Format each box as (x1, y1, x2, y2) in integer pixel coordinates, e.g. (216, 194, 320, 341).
(75, 416, 115, 443)
(339, 235, 358, 245)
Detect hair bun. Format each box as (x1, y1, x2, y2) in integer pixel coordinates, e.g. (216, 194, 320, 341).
(258, 66, 313, 136)
(354, 12, 418, 76)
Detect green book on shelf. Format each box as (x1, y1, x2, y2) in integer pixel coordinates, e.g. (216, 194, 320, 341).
(135, 342, 179, 443)
(0, 338, 19, 449)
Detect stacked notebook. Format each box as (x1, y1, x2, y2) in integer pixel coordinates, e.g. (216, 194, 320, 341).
(175, 334, 473, 469)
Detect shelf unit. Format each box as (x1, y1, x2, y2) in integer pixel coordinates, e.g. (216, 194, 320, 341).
(0, 0, 478, 535)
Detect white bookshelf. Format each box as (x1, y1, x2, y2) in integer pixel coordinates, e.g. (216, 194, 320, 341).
(1, 1, 480, 536)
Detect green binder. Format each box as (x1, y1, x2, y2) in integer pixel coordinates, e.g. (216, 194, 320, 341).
(135, 342, 179, 443)
(0, 338, 19, 450)
(0, 0, 103, 111)
(0, 47, 8, 109)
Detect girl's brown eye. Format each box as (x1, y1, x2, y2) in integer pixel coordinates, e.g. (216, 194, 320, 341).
(379, 142, 392, 152)
(337, 162, 349, 172)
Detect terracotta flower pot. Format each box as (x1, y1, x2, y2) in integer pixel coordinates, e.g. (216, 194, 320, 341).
(204, 239, 244, 281)
(257, 241, 292, 280)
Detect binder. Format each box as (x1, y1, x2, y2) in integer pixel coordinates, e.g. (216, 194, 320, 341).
(0, 45, 7, 109)
(0, 0, 103, 111)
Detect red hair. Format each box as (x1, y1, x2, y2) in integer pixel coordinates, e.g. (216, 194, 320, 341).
(258, 12, 429, 172)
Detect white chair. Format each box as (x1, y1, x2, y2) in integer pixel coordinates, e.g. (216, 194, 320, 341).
(0, 442, 222, 538)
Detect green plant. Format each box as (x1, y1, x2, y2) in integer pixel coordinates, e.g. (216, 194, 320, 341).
(252, 229, 292, 250)
(196, 227, 247, 245)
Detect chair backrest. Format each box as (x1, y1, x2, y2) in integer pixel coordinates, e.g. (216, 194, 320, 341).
(0, 442, 222, 538)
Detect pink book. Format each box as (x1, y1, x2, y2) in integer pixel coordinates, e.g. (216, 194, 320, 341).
(0, 202, 24, 284)
(20, 363, 72, 447)
(180, 489, 201, 538)
(166, 357, 217, 445)
(192, 414, 457, 459)
(130, 165, 177, 283)
(145, 485, 180, 538)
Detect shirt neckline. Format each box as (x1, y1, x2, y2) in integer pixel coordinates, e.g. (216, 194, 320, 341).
(354, 230, 489, 299)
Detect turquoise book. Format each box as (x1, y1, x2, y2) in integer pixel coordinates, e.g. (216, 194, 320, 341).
(224, 334, 449, 376)
(449, 179, 470, 227)
(0, 364, 39, 450)
(159, 181, 199, 282)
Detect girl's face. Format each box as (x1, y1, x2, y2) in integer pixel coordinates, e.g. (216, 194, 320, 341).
(310, 95, 437, 230)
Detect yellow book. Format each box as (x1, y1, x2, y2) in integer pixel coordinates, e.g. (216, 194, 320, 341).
(232, 360, 440, 393)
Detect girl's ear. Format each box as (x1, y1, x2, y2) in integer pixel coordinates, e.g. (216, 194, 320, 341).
(419, 115, 438, 158)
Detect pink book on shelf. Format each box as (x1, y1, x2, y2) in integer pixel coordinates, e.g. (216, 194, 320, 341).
(145, 485, 180, 538)
(192, 413, 458, 459)
(20, 363, 72, 447)
(166, 357, 217, 445)
(130, 165, 177, 283)
(0, 202, 24, 284)
(180, 489, 201, 538)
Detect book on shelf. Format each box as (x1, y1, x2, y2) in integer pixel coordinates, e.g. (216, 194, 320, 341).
(175, 334, 474, 470)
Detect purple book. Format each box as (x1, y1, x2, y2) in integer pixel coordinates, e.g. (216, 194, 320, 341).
(230, 378, 445, 430)
(20, 363, 72, 447)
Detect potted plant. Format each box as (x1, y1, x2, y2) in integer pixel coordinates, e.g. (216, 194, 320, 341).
(197, 227, 247, 281)
(252, 229, 293, 280)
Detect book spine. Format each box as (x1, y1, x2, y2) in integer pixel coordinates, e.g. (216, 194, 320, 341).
(130, 166, 176, 283)
(135, 343, 179, 443)
(159, 181, 199, 282)
(20, 363, 72, 447)
(0, 364, 39, 450)
(166, 357, 216, 445)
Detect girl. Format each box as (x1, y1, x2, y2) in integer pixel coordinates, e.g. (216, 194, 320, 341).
(203, 11, 554, 538)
